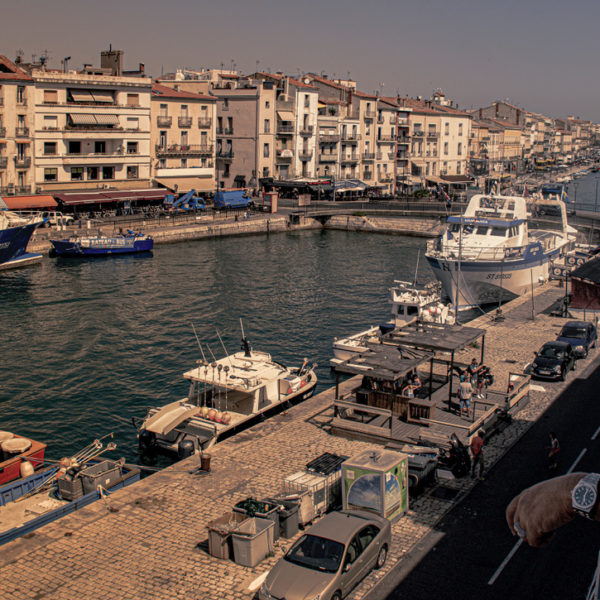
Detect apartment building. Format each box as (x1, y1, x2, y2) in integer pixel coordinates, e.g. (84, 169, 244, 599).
(0, 56, 35, 195)
(316, 99, 342, 179)
(374, 97, 398, 193)
(151, 84, 216, 192)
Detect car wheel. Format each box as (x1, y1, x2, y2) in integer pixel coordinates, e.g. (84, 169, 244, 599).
(560, 368, 566, 381)
(375, 545, 388, 570)
(332, 593, 342, 600)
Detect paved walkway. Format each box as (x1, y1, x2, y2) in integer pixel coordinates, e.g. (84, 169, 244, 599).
(0, 281, 593, 600)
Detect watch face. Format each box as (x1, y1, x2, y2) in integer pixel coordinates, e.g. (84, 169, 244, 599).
(574, 485, 596, 509)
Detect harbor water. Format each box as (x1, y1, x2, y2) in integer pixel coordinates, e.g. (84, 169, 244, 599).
(0, 230, 431, 464)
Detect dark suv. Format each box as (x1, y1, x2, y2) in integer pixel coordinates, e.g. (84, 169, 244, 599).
(557, 321, 597, 358)
(531, 341, 576, 381)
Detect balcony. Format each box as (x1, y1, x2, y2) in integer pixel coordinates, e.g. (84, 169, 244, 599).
(0, 127, 5, 138)
(15, 186, 32, 194)
(377, 116, 384, 124)
(376, 152, 383, 160)
(277, 124, 294, 135)
(216, 127, 234, 136)
(362, 152, 375, 161)
(377, 135, 396, 144)
(157, 116, 172, 127)
(413, 130, 424, 137)
(276, 150, 293, 163)
(389, 115, 397, 124)
(216, 149, 234, 161)
(363, 171, 373, 179)
(0, 157, 7, 168)
(427, 130, 439, 138)
(0, 96, 3, 106)
(17, 98, 27, 106)
(299, 150, 313, 160)
(319, 153, 337, 163)
(15, 127, 30, 138)
(380, 175, 393, 182)
(341, 154, 359, 163)
(342, 133, 361, 141)
(198, 118, 212, 128)
(319, 134, 339, 143)
(14, 156, 31, 168)
(364, 110, 375, 119)
(156, 144, 213, 157)
(178, 116, 193, 128)
(299, 125, 314, 136)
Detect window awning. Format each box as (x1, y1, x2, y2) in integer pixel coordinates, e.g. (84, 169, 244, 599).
(70, 90, 94, 102)
(94, 114, 119, 125)
(277, 110, 295, 122)
(2, 195, 57, 210)
(90, 90, 114, 102)
(69, 113, 98, 125)
(155, 177, 213, 192)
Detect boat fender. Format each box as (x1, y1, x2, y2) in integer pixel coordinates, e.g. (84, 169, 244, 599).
(138, 429, 157, 452)
(221, 412, 231, 425)
(178, 439, 195, 460)
(20, 460, 34, 478)
(207, 408, 217, 421)
(300, 380, 307, 388)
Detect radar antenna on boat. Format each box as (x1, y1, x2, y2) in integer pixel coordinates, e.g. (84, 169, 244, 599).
(240, 318, 252, 357)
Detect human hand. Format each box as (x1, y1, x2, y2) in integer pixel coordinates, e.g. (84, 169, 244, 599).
(506, 473, 585, 547)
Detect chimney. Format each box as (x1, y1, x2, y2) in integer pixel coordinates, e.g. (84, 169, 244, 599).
(479, 108, 482, 119)
(516, 109, 520, 125)
(139, 63, 145, 74)
(100, 47, 123, 76)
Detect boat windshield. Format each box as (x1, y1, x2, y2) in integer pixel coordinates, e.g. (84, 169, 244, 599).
(475, 226, 489, 235)
(490, 227, 507, 237)
(284, 534, 344, 573)
(560, 327, 587, 339)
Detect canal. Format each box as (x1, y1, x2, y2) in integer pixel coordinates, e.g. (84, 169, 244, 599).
(0, 229, 430, 463)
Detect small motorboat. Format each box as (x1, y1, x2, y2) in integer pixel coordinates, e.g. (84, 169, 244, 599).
(50, 230, 153, 257)
(0, 431, 46, 486)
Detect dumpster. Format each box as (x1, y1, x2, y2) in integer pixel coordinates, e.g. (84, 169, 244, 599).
(207, 512, 249, 560)
(231, 517, 274, 567)
(266, 497, 299, 539)
(233, 498, 280, 542)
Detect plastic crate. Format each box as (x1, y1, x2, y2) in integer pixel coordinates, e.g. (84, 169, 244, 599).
(80, 461, 122, 494)
(207, 512, 249, 560)
(231, 517, 274, 567)
(57, 475, 84, 501)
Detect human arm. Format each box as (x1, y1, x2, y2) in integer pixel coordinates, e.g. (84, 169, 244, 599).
(506, 473, 600, 547)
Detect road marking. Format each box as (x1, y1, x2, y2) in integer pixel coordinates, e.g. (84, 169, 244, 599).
(592, 426, 600, 441)
(530, 384, 546, 392)
(489, 446, 589, 586)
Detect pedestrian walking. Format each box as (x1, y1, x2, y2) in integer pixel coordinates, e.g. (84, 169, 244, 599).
(470, 430, 485, 480)
(458, 375, 473, 418)
(547, 432, 560, 471)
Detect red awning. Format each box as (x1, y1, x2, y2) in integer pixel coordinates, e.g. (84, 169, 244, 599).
(55, 189, 167, 206)
(3, 195, 57, 209)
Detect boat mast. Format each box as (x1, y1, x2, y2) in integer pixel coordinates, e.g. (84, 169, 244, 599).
(413, 249, 421, 286)
(454, 215, 462, 320)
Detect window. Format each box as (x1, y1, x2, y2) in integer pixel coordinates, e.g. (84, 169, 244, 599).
(457, 162, 462, 174)
(87, 166, 99, 180)
(444, 142, 449, 155)
(127, 142, 138, 154)
(71, 167, 84, 181)
(263, 143, 270, 158)
(95, 141, 106, 154)
(223, 163, 230, 177)
(181, 104, 188, 117)
(264, 119, 270, 133)
(44, 142, 57, 155)
(227, 117, 233, 131)
(17, 86, 25, 104)
(181, 131, 188, 146)
(159, 103, 168, 115)
(44, 115, 58, 130)
(357, 525, 380, 551)
(44, 168, 57, 182)
(459, 123, 463, 136)
(158, 159, 165, 169)
(445, 122, 449, 135)
(102, 166, 114, 179)
(44, 90, 58, 104)
(127, 93, 139, 106)
(458, 142, 462, 155)
(126, 117, 139, 130)
(304, 94, 310, 108)
(181, 158, 187, 168)
(17, 115, 26, 127)
(265, 100, 270, 109)
(127, 166, 138, 179)
(68, 141, 81, 154)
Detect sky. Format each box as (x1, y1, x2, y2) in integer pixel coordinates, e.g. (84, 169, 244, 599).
(5, 0, 600, 121)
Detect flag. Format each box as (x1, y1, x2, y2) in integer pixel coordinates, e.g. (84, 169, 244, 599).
(560, 187, 569, 204)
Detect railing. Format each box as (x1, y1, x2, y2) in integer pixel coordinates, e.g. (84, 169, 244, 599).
(276, 100, 295, 111)
(197, 118, 211, 128)
(15, 127, 30, 137)
(426, 238, 540, 262)
(319, 134, 339, 142)
(16, 98, 27, 106)
(16, 186, 31, 194)
(363, 152, 375, 161)
(364, 110, 374, 119)
(363, 171, 373, 179)
(276, 151, 293, 162)
(378, 135, 396, 143)
(389, 115, 397, 124)
(0, 157, 7, 168)
(342, 133, 361, 141)
(427, 131, 439, 138)
(413, 130, 424, 137)
(379, 175, 393, 182)
(216, 150, 234, 160)
(299, 125, 314, 135)
(156, 144, 213, 156)
(157, 116, 172, 127)
(277, 124, 294, 134)
(216, 127, 233, 135)
(299, 150, 313, 160)
(318, 153, 336, 162)
(14, 156, 31, 168)
(178, 116, 192, 128)
(376, 152, 383, 160)
(66, 125, 123, 131)
(377, 116, 384, 124)
(341, 154, 359, 163)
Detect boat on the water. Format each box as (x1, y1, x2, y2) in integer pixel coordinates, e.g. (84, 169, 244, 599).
(331, 280, 454, 365)
(50, 230, 153, 257)
(0, 206, 44, 270)
(425, 193, 574, 309)
(134, 334, 318, 456)
(0, 438, 140, 546)
(0, 432, 46, 486)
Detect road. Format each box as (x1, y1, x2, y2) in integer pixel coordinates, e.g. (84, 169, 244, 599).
(383, 358, 600, 600)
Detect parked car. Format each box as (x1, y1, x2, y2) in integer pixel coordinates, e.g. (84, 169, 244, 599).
(259, 510, 391, 600)
(531, 341, 576, 381)
(40, 211, 74, 227)
(557, 320, 597, 358)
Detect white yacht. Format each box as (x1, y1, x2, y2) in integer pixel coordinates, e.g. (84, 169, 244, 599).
(134, 336, 317, 455)
(331, 280, 454, 365)
(425, 193, 574, 309)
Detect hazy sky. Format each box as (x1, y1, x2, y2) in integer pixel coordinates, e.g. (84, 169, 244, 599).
(5, 0, 600, 121)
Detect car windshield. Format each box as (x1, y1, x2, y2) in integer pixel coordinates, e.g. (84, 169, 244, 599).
(284, 534, 345, 573)
(560, 327, 587, 339)
(539, 346, 564, 358)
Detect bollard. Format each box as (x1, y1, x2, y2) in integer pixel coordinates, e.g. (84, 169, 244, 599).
(200, 453, 212, 472)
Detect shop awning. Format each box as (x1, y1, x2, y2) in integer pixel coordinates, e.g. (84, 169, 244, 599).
(425, 176, 442, 184)
(69, 113, 98, 125)
(2, 195, 57, 210)
(94, 114, 119, 125)
(277, 110, 295, 121)
(155, 177, 213, 192)
(90, 90, 114, 103)
(440, 175, 474, 184)
(70, 90, 94, 102)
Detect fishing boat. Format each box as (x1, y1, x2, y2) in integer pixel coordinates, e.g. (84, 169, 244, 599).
(133, 329, 318, 456)
(331, 280, 454, 365)
(50, 230, 153, 257)
(0, 438, 140, 546)
(425, 193, 574, 309)
(0, 205, 44, 270)
(0, 432, 47, 486)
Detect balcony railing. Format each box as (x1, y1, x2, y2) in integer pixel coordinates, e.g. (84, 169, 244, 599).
(363, 171, 373, 179)
(178, 116, 193, 128)
(397, 137, 410, 145)
(378, 135, 396, 143)
(319, 153, 336, 162)
(377, 116, 384, 124)
(299, 125, 314, 136)
(16, 98, 27, 106)
(389, 115, 397, 124)
(197, 118, 212, 128)
(0, 157, 7, 168)
(15, 127, 30, 138)
(319, 134, 339, 142)
(341, 154, 359, 163)
(376, 152, 383, 160)
(157, 116, 172, 127)
(380, 175, 393, 182)
(362, 152, 375, 161)
(413, 130, 424, 137)
(277, 124, 294, 135)
(156, 144, 213, 157)
(0, 127, 5, 137)
(427, 131, 439, 138)
(216, 150, 234, 160)
(299, 150, 313, 160)
(364, 110, 375, 119)
(276, 151, 293, 162)
(342, 133, 361, 141)
(15, 186, 32, 194)
(14, 156, 31, 168)
(216, 127, 234, 135)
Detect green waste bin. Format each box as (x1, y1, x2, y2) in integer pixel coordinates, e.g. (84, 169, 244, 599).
(233, 498, 280, 542)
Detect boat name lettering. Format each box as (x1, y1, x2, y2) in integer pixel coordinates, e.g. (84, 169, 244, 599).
(486, 273, 512, 280)
(0, 242, 9, 250)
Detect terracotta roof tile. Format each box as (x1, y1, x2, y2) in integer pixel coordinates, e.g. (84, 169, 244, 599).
(0, 55, 33, 81)
(151, 83, 214, 101)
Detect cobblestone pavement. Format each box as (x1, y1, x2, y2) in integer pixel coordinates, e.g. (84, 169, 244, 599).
(0, 281, 592, 600)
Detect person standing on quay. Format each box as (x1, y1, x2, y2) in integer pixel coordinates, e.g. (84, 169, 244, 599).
(470, 430, 485, 480)
(458, 375, 473, 418)
(547, 432, 560, 471)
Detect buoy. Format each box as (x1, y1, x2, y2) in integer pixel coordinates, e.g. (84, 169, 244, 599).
(207, 408, 217, 421)
(20, 460, 34, 478)
(221, 412, 231, 425)
(214, 410, 222, 423)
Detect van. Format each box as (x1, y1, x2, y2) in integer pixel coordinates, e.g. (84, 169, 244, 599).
(40, 211, 74, 227)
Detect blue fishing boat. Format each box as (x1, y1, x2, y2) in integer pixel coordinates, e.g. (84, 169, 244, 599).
(50, 230, 153, 257)
(0, 202, 44, 270)
(0, 458, 140, 546)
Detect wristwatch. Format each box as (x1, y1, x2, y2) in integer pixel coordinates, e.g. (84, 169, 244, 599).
(572, 473, 600, 518)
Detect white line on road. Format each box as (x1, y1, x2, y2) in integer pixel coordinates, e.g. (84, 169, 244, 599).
(530, 384, 546, 392)
(488, 446, 589, 586)
(592, 426, 600, 440)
